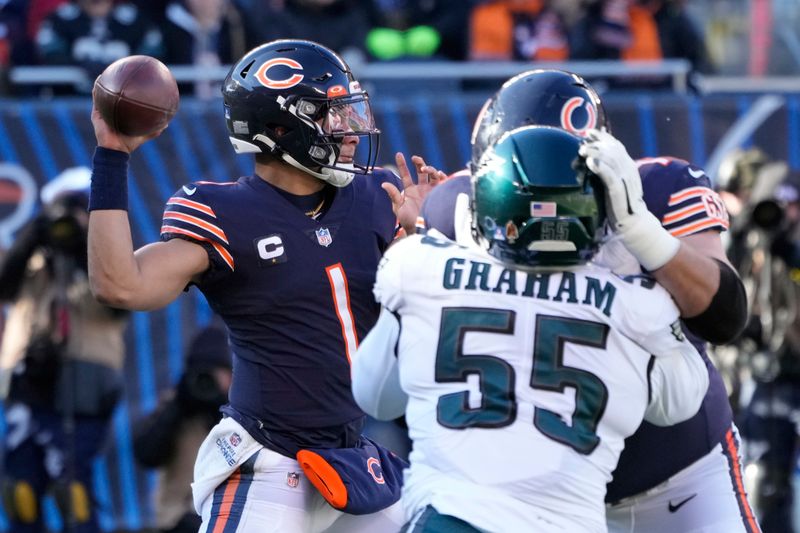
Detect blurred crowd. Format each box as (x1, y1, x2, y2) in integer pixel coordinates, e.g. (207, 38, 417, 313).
(0, 0, 757, 96)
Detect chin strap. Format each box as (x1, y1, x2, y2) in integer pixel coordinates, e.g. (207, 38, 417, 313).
(249, 134, 356, 187)
(318, 165, 355, 187)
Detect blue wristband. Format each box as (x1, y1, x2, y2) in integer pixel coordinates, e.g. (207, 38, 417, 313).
(89, 147, 130, 211)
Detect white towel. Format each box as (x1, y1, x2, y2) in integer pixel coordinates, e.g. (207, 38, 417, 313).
(191, 417, 264, 514)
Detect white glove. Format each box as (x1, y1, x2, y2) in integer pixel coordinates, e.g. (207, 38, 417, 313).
(579, 129, 680, 271)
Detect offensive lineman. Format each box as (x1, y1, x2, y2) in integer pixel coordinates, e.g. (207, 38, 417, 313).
(352, 126, 709, 532)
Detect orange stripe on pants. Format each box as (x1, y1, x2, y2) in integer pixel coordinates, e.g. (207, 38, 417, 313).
(725, 430, 761, 532)
(212, 471, 242, 533)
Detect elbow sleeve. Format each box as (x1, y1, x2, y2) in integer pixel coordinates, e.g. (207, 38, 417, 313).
(683, 260, 748, 345)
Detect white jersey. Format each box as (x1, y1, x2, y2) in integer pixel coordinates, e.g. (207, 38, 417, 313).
(354, 234, 708, 533)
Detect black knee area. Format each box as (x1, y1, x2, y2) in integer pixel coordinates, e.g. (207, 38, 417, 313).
(683, 259, 748, 344)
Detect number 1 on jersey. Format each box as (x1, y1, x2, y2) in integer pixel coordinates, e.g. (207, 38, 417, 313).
(326, 263, 359, 364)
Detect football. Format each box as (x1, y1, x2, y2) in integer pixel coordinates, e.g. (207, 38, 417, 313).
(93, 55, 180, 137)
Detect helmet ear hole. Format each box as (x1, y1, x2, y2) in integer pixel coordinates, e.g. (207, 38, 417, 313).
(238, 59, 256, 78)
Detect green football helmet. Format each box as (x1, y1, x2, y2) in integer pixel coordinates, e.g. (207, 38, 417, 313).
(472, 126, 606, 268)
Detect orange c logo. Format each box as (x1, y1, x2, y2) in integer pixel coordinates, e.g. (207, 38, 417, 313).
(366, 457, 385, 484)
(560, 97, 597, 136)
(255, 58, 305, 90)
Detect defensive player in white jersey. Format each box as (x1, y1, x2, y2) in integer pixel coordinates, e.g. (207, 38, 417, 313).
(351, 126, 710, 533)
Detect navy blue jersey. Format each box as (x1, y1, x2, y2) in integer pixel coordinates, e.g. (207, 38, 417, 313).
(421, 162, 736, 501)
(160, 169, 400, 449)
(606, 158, 733, 502)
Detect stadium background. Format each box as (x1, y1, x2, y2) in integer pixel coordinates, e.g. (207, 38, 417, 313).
(0, 87, 799, 530)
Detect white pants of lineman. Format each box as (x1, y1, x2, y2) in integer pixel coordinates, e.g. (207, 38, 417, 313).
(606, 425, 761, 533)
(192, 417, 405, 533)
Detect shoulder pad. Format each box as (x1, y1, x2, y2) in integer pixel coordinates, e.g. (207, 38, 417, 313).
(420, 173, 470, 239)
(161, 182, 234, 271)
(637, 157, 729, 237)
(638, 157, 712, 189)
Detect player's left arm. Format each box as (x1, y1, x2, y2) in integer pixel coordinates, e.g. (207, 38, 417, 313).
(581, 130, 747, 344)
(351, 307, 408, 420)
(382, 153, 446, 236)
(651, 231, 746, 344)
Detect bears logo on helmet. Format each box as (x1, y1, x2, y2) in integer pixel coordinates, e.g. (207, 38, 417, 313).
(254, 58, 305, 90)
(470, 69, 608, 173)
(560, 96, 598, 136)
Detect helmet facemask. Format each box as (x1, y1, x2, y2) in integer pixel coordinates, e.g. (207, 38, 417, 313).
(284, 92, 380, 186)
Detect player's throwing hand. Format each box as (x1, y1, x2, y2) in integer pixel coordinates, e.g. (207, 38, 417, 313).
(90, 101, 165, 155)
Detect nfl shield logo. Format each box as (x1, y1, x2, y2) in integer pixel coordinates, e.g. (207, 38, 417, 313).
(287, 472, 300, 488)
(316, 227, 333, 247)
(229, 432, 241, 447)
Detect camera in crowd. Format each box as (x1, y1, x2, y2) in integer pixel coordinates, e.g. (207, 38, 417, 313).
(717, 148, 796, 234)
(179, 368, 229, 411)
(42, 206, 86, 253)
(175, 325, 232, 414)
(37, 166, 92, 254)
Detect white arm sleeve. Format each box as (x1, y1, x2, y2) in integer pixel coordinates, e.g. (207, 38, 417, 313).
(351, 308, 408, 420)
(644, 341, 709, 426)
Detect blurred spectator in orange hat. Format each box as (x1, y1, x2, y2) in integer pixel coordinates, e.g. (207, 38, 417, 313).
(570, 0, 711, 72)
(469, 0, 570, 61)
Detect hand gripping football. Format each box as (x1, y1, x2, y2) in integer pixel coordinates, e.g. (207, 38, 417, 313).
(93, 55, 179, 137)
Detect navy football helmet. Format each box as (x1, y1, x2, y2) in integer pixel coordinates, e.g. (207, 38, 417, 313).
(222, 40, 380, 186)
(470, 69, 607, 173)
(472, 126, 605, 268)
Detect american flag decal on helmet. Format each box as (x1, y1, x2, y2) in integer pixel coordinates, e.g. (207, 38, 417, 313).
(531, 201, 557, 217)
